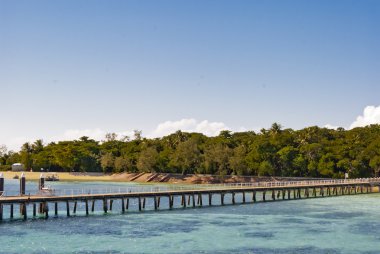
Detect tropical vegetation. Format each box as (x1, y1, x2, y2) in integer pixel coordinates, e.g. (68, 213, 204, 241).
(1, 124, 380, 179)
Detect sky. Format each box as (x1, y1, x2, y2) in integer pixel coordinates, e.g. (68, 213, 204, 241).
(1, 0, 380, 151)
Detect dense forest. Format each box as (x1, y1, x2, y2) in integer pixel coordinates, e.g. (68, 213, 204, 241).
(1, 123, 380, 179)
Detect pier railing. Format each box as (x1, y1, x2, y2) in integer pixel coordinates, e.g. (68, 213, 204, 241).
(2, 177, 380, 197)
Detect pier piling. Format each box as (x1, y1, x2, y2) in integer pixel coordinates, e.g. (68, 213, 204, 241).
(121, 199, 125, 213)
(86, 200, 89, 215)
(66, 201, 70, 216)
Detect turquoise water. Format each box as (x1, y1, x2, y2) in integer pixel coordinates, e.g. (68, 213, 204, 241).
(1, 180, 380, 254)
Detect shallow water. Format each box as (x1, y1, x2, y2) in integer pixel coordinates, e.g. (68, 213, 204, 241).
(1, 180, 380, 254)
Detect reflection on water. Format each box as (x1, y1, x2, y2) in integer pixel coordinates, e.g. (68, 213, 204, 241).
(1, 180, 380, 253)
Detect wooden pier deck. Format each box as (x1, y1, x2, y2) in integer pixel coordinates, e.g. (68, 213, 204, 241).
(1, 178, 380, 221)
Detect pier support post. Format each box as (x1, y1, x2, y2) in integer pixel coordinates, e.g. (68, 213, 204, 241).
(209, 193, 212, 206)
(0, 173, 4, 194)
(66, 201, 70, 217)
(263, 191, 266, 202)
(142, 198, 145, 209)
(110, 200, 114, 211)
(154, 196, 158, 210)
(0, 203, 3, 221)
(297, 189, 301, 199)
(138, 197, 142, 211)
(20, 173, 26, 196)
(293, 189, 296, 199)
(221, 193, 225, 205)
(121, 199, 125, 213)
(181, 195, 185, 207)
(156, 197, 160, 208)
(187, 195, 191, 206)
(272, 190, 275, 200)
(85, 200, 89, 215)
(10, 204, 14, 219)
(243, 192, 246, 203)
(33, 203, 36, 217)
(103, 199, 108, 213)
(73, 201, 77, 214)
(22, 202, 27, 220)
(92, 200, 95, 212)
(169, 195, 174, 209)
(44, 202, 49, 219)
(192, 194, 196, 207)
(198, 194, 203, 206)
(252, 191, 256, 202)
(20, 203, 25, 216)
(277, 190, 281, 199)
(232, 193, 236, 204)
(282, 190, 285, 200)
(55, 202, 58, 216)
(287, 189, 291, 200)
(39, 174, 45, 190)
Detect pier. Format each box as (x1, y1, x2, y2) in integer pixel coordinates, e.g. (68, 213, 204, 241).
(1, 173, 380, 221)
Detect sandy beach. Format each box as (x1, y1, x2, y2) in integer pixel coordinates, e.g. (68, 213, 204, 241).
(0, 171, 322, 184)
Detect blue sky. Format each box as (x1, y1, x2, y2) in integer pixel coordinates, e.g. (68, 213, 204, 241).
(1, 0, 380, 150)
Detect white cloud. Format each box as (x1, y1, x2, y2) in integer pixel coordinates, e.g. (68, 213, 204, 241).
(58, 128, 106, 141)
(350, 105, 380, 129)
(53, 129, 136, 142)
(4, 129, 135, 152)
(148, 118, 230, 137)
(4, 119, 242, 151)
(324, 124, 339, 130)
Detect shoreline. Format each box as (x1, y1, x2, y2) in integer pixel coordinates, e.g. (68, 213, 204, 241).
(0, 171, 324, 184)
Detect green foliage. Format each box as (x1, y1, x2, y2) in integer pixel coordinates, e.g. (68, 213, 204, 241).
(2, 124, 380, 178)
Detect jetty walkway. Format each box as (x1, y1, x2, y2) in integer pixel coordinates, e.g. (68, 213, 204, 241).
(1, 175, 380, 221)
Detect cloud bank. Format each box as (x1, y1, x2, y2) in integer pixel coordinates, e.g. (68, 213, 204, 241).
(148, 118, 229, 138)
(5, 106, 380, 152)
(4, 119, 232, 151)
(325, 105, 380, 130)
(56, 129, 135, 142)
(349, 105, 380, 129)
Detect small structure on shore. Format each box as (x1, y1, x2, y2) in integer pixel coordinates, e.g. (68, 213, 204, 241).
(11, 163, 24, 172)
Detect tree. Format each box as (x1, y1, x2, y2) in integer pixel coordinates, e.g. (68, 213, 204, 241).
(136, 147, 158, 173)
(270, 122, 282, 135)
(20, 142, 33, 170)
(229, 145, 248, 175)
(171, 138, 201, 175)
(32, 139, 44, 153)
(203, 143, 232, 176)
(258, 161, 275, 176)
(0, 145, 7, 165)
(105, 133, 118, 142)
(134, 130, 142, 141)
(114, 156, 132, 173)
(100, 153, 115, 173)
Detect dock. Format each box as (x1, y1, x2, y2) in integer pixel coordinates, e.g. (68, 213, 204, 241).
(1, 173, 379, 221)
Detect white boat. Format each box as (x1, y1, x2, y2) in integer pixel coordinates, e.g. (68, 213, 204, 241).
(38, 186, 55, 196)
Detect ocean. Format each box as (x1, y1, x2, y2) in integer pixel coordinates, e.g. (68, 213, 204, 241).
(1, 179, 379, 254)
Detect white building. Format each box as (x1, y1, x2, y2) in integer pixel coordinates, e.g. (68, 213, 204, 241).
(11, 163, 24, 171)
